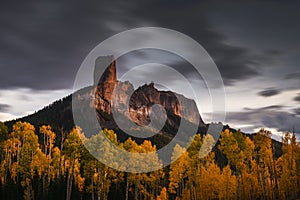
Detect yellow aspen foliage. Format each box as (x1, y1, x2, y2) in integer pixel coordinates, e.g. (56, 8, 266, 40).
(74, 159, 85, 192)
(254, 129, 274, 200)
(219, 129, 245, 170)
(0, 121, 299, 200)
(30, 148, 48, 178)
(220, 165, 236, 200)
(169, 144, 189, 197)
(157, 187, 167, 200)
(278, 132, 298, 199)
(51, 147, 61, 180)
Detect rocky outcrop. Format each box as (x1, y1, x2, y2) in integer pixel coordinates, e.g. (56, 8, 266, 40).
(93, 56, 118, 114)
(94, 55, 117, 85)
(128, 83, 203, 126)
(91, 56, 205, 132)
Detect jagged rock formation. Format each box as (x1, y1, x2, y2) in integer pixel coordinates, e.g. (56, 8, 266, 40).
(96, 55, 117, 84)
(4, 56, 283, 158)
(93, 56, 119, 115)
(90, 56, 205, 134)
(128, 83, 202, 126)
(5, 56, 206, 144)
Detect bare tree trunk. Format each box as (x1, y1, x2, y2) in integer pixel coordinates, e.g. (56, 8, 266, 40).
(237, 174, 241, 200)
(250, 180, 254, 200)
(271, 146, 279, 200)
(241, 173, 246, 199)
(66, 164, 75, 200)
(262, 164, 268, 200)
(66, 175, 70, 200)
(91, 176, 95, 200)
(97, 187, 101, 200)
(134, 181, 138, 200)
(59, 128, 65, 177)
(27, 184, 30, 200)
(98, 167, 101, 200)
(125, 173, 129, 200)
(42, 175, 46, 199)
(27, 183, 35, 200)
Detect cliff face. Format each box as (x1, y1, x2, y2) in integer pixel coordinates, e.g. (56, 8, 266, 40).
(128, 83, 202, 126)
(92, 56, 205, 132)
(7, 55, 205, 139)
(94, 55, 117, 84)
(93, 56, 119, 115)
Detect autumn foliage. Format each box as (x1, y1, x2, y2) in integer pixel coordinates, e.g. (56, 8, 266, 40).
(0, 121, 299, 200)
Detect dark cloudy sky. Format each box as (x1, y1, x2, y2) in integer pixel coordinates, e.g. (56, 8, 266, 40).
(0, 0, 299, 139)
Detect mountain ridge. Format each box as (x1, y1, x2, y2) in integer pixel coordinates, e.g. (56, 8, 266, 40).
(4, 56, 282, 158)
(5, 56, 206, 146)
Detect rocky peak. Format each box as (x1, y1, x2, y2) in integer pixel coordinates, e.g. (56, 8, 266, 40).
(91, 56, 205, 133)
(94, 55, 117, 85)
(128, 83, 203, 126)
(93, 56, 118, 114)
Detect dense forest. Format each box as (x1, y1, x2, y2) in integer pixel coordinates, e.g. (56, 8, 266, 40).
(0, 121, 299, 200)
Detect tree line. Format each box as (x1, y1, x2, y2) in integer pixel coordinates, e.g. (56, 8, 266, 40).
(0, 121, 299, 200)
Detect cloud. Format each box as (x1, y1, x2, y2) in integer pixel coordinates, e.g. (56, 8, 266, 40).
(116, 49, 204, 84)
(294, 108, 300, 115)
(0, 104, 11, 112)
(0, 1, 284, 91)
(264, 49, 283, 56)
(225, 105, 300, 135)
(244, 105, 285, 111)
(257, 88, 280, 97)
(294, 94, 300, 102)
(0, 0, 139, 90)
(208, 45, 261, 86)
(131, 2, 272, 86)
(0, 112, 17, 122)
(285, 72, 300, 80)
(1, 0, 300, 130)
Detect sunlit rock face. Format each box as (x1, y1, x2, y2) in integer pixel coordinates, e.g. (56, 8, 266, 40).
(93, 56, 118, 115)
(91, 56, 205, 133)
(128, 83, 203, 126)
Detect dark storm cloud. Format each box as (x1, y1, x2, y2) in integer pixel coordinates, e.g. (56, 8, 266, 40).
(225, 106, 300, 134)
(294, 94, 300, 102)
(244, 105, 285, 111)
(264, 49, 283, 56)
(1, 0, 285, 91)
(257, 88, 281, 97)
(131, 1, 268, 86)
(0, 0, 138, 90)
(285, 72, 300, 80)
(0, 104, 11, 112)
(207, 44, 261, 86)
(116, 49, 202, 82)
(294, 108, 300, 115)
